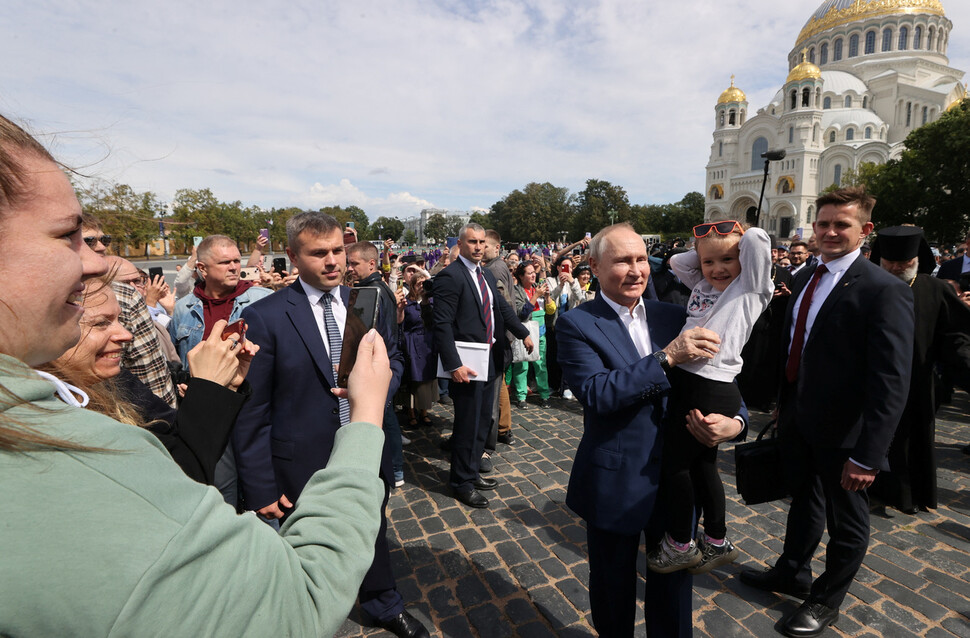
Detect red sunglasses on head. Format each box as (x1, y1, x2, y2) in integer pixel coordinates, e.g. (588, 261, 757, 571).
(693, 220, 743, 239)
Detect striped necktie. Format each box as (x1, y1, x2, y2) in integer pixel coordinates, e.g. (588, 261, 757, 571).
(321, 292, 350, 425)
(477, 267, 492, 346)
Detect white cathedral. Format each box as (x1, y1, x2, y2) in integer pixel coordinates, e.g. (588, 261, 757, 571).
(704, 0, 966, 238)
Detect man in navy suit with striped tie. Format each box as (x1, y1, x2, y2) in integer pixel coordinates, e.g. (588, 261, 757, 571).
(433, 223, 533, 508)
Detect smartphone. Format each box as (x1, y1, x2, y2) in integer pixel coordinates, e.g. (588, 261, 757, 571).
(240, 267, 259, 281)
(193, 236, 203, 248)
(346, 221, 355, 229)
(572, 248, 581, 256)
(397, 279, 405, 292)
(585, 232, 592, 239)
(272, 257, 287, 274)
(260, 228, 270, 241)
(148, 266, 164, 282)
(560, 262, 571, 273)
(222, 319, 247, 342)
(337, 287, 381, 388)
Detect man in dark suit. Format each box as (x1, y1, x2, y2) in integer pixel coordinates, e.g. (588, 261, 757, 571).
(740, 187, 915, 637)
(937, 230, 969, 284)
(433, 223, 533, 508)
(233, 212, 430, 638)
(557, 223, 748, 637)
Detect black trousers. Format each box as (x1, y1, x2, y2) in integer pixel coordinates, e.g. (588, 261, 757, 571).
(776, 423, 871, 609)
(449, 358, 497, 490)
(659, 369, 740, 544)
(586, 524, 693, 638)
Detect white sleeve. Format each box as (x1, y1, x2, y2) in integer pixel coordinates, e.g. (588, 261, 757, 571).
(669, 250, 705, 289)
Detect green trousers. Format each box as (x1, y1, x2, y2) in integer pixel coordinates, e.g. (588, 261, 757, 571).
(508, 319, 549, 401)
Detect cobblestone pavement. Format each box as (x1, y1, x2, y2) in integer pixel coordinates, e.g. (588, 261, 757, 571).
(337, 391, 970, 638)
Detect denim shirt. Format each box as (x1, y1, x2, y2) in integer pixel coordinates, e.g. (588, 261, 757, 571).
(169, 287, 273, 368)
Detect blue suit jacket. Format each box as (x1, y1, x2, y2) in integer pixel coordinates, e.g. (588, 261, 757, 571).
(232, 281, 404, 511)
(557, 295, 701, 535)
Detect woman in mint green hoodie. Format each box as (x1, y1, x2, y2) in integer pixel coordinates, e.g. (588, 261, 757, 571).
(0, 112, 392, 637)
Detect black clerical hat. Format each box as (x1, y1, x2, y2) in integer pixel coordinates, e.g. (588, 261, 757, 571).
(870, 226, 935, 274)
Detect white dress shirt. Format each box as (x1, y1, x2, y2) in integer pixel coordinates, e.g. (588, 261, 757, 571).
(299, 278, 346, 360)
(788, 249, 860, 352)
(600, 293, 652, 359)
(457, 254, 496, 345)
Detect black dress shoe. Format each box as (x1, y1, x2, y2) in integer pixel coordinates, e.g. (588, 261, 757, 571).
(497, 432, 514, 445)
(474, 477, 498, 490)
(375, 610, 431, 638)
(739, 567, 811, 599)
(781, 601, 838, 637)
(438, 436, 452, 452)
(454, 488, 489, 508)
(438, 395, 453, 405)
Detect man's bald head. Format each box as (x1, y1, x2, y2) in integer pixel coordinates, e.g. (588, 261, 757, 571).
(106, 256, 141, 285)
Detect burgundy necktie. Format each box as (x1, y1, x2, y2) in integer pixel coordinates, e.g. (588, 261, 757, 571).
(785, 264, 828, 383)
(476, 267, 493, 346)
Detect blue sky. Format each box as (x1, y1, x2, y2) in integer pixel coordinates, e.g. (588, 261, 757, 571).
(3, 0, 967, 221)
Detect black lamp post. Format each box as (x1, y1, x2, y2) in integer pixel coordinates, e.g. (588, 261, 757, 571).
(756, 149, 786, 228)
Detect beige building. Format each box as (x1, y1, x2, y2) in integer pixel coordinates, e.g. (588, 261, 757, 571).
(705, 0, 965, 238)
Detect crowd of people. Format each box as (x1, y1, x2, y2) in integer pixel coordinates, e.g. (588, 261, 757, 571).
(2, 109, 969, 638)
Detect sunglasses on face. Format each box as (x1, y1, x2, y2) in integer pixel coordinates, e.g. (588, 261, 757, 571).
(692, 221, 743, 239)
(83, 234, 112, 248)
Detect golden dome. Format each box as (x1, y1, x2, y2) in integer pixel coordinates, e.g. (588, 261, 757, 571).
(717, 76, 747, 105)
(787, 49, 822, 83)
(796, 0, 946, 47)
(946, 84, 967, 111)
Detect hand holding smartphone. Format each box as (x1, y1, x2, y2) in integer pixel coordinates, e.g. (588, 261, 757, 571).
(337, 287, 381, 387)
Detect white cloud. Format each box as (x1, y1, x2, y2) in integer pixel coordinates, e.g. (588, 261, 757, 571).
(2, 0, 968, 220)
(303, 178, 435, 218)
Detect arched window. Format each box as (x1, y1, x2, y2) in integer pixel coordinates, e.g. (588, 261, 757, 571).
(906, 101, 912, 127)
(865, 127, 872, 139)
(849, 34, 859, 57)
(813, 124, 819, 141)
(865, 30, 876, 54)
(789, 126, 794, 144)
(751, 137, 768, 171)
(719, 141, 723, 157)
(834, 38, 843, 61)
(914, 26, 922, 49)
(845, 128, 854, 141)
(922, 106, 928, 125)
(790, 91, 797, 110)
(898, 26, 908, 50)
(816, 88, 821, 107)
(729, 109, 736, 125)
(802, 88, 811, 107)
(862, 96, 868, 109)
(834, 164, 842, 186)
(820, 43, 829, 65)
(809, 47, 816, 63)
(806, 205, 814, 223)
(883, 28, 893, 51)
(740, 109, 746, 125)
(823, 96, 832, 109)
(829, 130, 836, 143)
(719, 111, 724, 126)
(928, 26, 935, 50)
(844, 95, 852, 108)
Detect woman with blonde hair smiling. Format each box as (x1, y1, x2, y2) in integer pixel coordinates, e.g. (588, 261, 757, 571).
(0, 112, 393, 636)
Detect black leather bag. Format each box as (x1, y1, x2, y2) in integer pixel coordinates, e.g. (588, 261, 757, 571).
(734, 420, 789, 505)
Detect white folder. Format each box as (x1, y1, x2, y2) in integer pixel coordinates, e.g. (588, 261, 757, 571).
(437, 341, 490, 382)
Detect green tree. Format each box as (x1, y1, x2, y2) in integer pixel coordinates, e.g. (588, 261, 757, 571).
(490, 182, 575, 242)
(847, 101, 970, 242)
(170, 188, 223, 247)
(423, 213, 449, 243)
(371, 216, 404, 241)
(402, 230, 418, 245)
(469, 211, 493, 229)
(77, 180, 164, 256)
(443, 217, 465, 239)
(571, 179, 631, 238)
(267, 207, 303, 248)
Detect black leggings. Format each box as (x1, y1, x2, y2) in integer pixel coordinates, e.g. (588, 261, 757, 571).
(659, 368, 741, 544)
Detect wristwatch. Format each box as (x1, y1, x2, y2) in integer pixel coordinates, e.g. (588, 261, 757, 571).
(652, 350, 671, 373)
